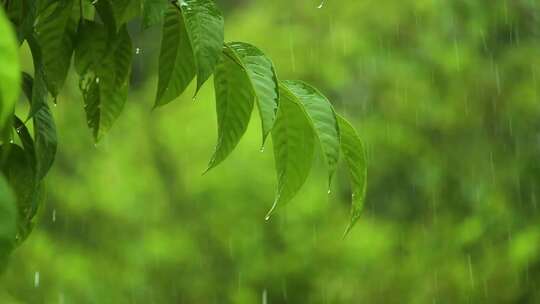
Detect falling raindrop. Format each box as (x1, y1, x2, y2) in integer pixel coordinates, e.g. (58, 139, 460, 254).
(135, 47, 141, 54)
(327, 189, 331, 194)
(95, 77, 100, 84)
(317, 0, 325, 9)
(34, 271, 40, 288)
(467, 255, 475, 288)
(52, 209, 56, 223)
(262, 289, 268, 304)
(260, 146, 265, 153)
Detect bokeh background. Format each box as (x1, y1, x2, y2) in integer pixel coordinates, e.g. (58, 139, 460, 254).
(2, 0, 540, 302)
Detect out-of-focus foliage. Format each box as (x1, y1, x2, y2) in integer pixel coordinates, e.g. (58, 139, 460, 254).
(1, 0, 540, 303)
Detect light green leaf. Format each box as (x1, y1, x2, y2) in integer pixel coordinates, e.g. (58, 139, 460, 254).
(266, 85, 315, 219)
(226, 42, 279, 146)
(142, 0, 169, 28)
(281, 80, 340, 186)
(35, 0, 76, 97)
(0, 174, 16, 273)
(337, 115, 367, 236)
(206, 47, 254, 171)
(76, 23, 133, 141)
(0, 6, 20, 135)
(25, 36, 50, 120)
(154, 6, 196, 106)
(180, 0, 224, 93)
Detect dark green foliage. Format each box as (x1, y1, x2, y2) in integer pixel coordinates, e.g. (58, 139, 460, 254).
(0, 0, 367, 266)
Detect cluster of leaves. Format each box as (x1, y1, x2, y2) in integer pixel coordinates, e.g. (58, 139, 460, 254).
(0, 0, 366, 266)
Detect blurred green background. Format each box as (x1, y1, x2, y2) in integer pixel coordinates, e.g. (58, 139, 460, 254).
(2, 0, 540, 302)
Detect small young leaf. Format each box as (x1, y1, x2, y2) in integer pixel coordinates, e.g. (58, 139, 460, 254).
(180, 0, 224, 93)
(154, 6, 196, 106)
(206, 47, 254, 171)
(266, 85, 315, 219)
(0, 6, 20, 135)
(226, 42, 279, 146)
(337, 115, 367, 236)
(35, 0, 76, 97)
(142, 0, 169, 28)
(281, 80, 340, 186)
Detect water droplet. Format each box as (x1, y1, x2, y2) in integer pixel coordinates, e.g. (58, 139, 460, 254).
(264, 214, 271, 221)
(317, 0, 325, 8)
(327, 189, 331, 194)
(52, 209, 56, 223)
(95, 77, 100, 84)
(260, 146, 265, 153)
(9, 139, 14, 143)
(135, 47, 141, 55)
(34, 271, 40, 288)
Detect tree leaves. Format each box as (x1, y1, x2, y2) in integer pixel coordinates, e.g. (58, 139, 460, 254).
(75, 22, 133, 141)
(226, 42, 279, 146)
(35, 0, 76, 97)
(206, 47, 254, 171)
(155, 1, 224, 106)
(155, 5, 196, 106)
(281, 80, 340, 186)
(180, 0, 224, 94)
(266, 85, 315, 219)
(0, 6, 20, 135)
(337, 115, 367, 235)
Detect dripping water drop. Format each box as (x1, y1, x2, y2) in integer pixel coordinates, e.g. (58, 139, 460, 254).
(34, 271, 40, 288)
(317, 0, 325, 8)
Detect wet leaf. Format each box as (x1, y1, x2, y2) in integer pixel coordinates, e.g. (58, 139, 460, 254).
(155, 6, 196, 106)
(337, 115, 367, 236)
(266, 84, 315, 219)
(35, 0, 76, 97)
(206, 47, 254, 171)
(0, 174, 16, 273)
(142, 0, 169, 28)
(226, 42, 279, 146)
(281, 80, 340, 186)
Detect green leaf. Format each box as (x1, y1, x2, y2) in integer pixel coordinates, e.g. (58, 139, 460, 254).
(281, 80, 340, 186)
(154, 6, 196, 106)
(0, 174, 16, 273)
(337, 115, 367, 236)
(95, 0, 141, 32)
(33, 104, 57, 180)
(0, 144, 43, 244)
(206, 47, 254, 171)
(142, 0, 169, 28)
(180, 0, 224, 93)
(35, 0, 76, 97)
(25, 36, 50, 120)
(266, 85, 315, 219)
(226, 42, 279, 146)
(0, 6, 20, 135)
(76, 23, 133, 141)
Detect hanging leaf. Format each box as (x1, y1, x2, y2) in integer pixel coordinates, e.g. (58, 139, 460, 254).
(94, 0, 141, 32)
(226, 42, 279, 146)
(25, 36, 50, 120)
(337, 115, 367, 236)
(281, 80, 340, 186)
(154, 5, 196, 106)
(0, 144, 43, 244)
(180, 0, 224, 94)
(0, 6, 20, 136)
(33, 105, 57, 180)
(206, 47, 254, 171)
(142, 0, 169, 28)
(76, 22, 133, 141)
(35, 0, 76, 97)
(0, 174, 16, 273)
(266, 85, 315, 219)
